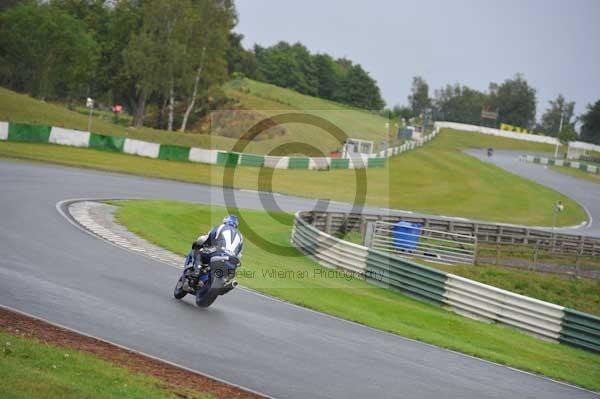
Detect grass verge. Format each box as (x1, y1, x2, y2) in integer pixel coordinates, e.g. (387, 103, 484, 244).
(550, 165, 600, 184)
(0, 330, 212, 399)
(111, 199, 600, 391)
(0, 128, 588, 226)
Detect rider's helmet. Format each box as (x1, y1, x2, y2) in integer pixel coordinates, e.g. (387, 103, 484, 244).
(223, 215, 239, 228)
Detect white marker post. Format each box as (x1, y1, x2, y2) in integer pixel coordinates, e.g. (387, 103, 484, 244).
(86, 97, 94, 132)
(552, 200, 564, 251)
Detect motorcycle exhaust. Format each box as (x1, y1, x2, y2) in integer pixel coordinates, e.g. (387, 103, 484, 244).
(222, 279, 238, 293)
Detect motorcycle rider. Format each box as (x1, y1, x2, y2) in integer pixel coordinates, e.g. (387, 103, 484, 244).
(181, 215, 243, 291)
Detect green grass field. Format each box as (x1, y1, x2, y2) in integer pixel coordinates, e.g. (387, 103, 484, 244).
(1, 80, 392, 155)
(221, 78, 392, 153)
(0, 127, 587, 226)
(109, 199, 600, 391)
(0, 87, 232, 150)
(550, 165, 600, 184)
(0, 330, 211, 399)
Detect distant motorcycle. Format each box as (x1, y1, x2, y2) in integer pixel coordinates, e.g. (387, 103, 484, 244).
(487, 147, 494, 157)
(173, 248, 240, 308)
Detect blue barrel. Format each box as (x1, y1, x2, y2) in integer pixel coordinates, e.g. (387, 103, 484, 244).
(392, 221, 422, 250)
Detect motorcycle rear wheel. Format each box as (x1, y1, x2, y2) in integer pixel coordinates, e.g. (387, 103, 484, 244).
(195, 281, 220, 308)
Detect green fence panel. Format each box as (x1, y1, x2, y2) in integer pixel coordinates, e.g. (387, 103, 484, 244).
(330, 158, 350, 169)
(532, 157, 541, 164)
(563, 161, 571, 167)
(288, 157, 309, 169)
(88, 133, 125, 152)
(559, 308, 600, 353)
(216, 152, 239, 167)
(240, 154, 264, 167)
(8, 122, 51, 143)
(578, 163, 589, 171)
(365, 249, 448, 304)
(368, 157, 385, 168)
(547, 159, 555, 165)
(158, 144, 190, 161)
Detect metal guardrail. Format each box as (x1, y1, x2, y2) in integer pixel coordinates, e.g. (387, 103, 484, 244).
(303, 211, 600, 257)
(560, 309, 600, 352)
(443, 274, 565, 340)
(291, 212, 600, 352)
(292, 215, 368, 275)
(371, 221, 476, 265)
(365, 249, 448, 305)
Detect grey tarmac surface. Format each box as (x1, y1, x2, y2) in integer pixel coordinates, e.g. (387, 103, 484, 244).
(466, 149, 600, 237)
(0, 159, 597, 399)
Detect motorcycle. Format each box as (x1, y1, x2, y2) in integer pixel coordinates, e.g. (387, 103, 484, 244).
(173, 248, 240, 308)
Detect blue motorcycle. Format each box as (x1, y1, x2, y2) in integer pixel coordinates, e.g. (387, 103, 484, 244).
(173, 248, 240, 308)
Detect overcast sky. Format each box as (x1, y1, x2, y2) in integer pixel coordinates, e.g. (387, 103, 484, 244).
(235, 0, 599, 119)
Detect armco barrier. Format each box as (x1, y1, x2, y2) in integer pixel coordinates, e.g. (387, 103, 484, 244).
(366, 249, 447, 305)
(123, 138, 160, 158)
(559, 309, 600, 352)
(0, 121, 8, 140)
(49, 127, 90, 147)
(89, 133, 125, 152)
(330, 158, 349, 169)
(0, 120, 436, 170)
(292, 213, 367, 274)
(158, 144, 190, 161)
(288, 157, 309, 169)
(435, 121, 559, 145)
(8, 122, 51, 143)
(291, 212, 600, 352)
(443, 274, 564, 341)
(240, 153, 264, 167)
(188, 147, 218, 164)
(522, 154, 600, 176)
(216, 151, 239, 167)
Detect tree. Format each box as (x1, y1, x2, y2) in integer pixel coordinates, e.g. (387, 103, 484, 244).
(226, 32, 260, 79)
(433, 83, 488, 125)
(254, 41, 318, 96)
(180, 0, 234, 132)
(580, 100, 600, 145)
(253, 42, 384, 110)
(103, 0, 144, 117)
(408, 76, 431, 117)
(393, 105, 413, 123)
(123, 0, 187, 127)
(0, 2, 98, 99)
(489, 74, 536, 128)
(313, 54, 339, 100)
(336, 64, 385, 110)
(557, 125, 577, 146)
(50, 0, 112, 97)
(539, 94, 575, 136)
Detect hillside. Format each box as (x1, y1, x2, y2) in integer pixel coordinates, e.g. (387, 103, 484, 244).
(0, 80, 391, 155)
(221, 78, 390, 154)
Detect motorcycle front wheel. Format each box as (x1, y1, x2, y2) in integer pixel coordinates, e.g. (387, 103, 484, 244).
(173, 274, 187, 299)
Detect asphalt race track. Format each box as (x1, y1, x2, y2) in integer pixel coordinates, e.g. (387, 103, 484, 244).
(467, 149, 600, 237)
(0, 159, 597, 399)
